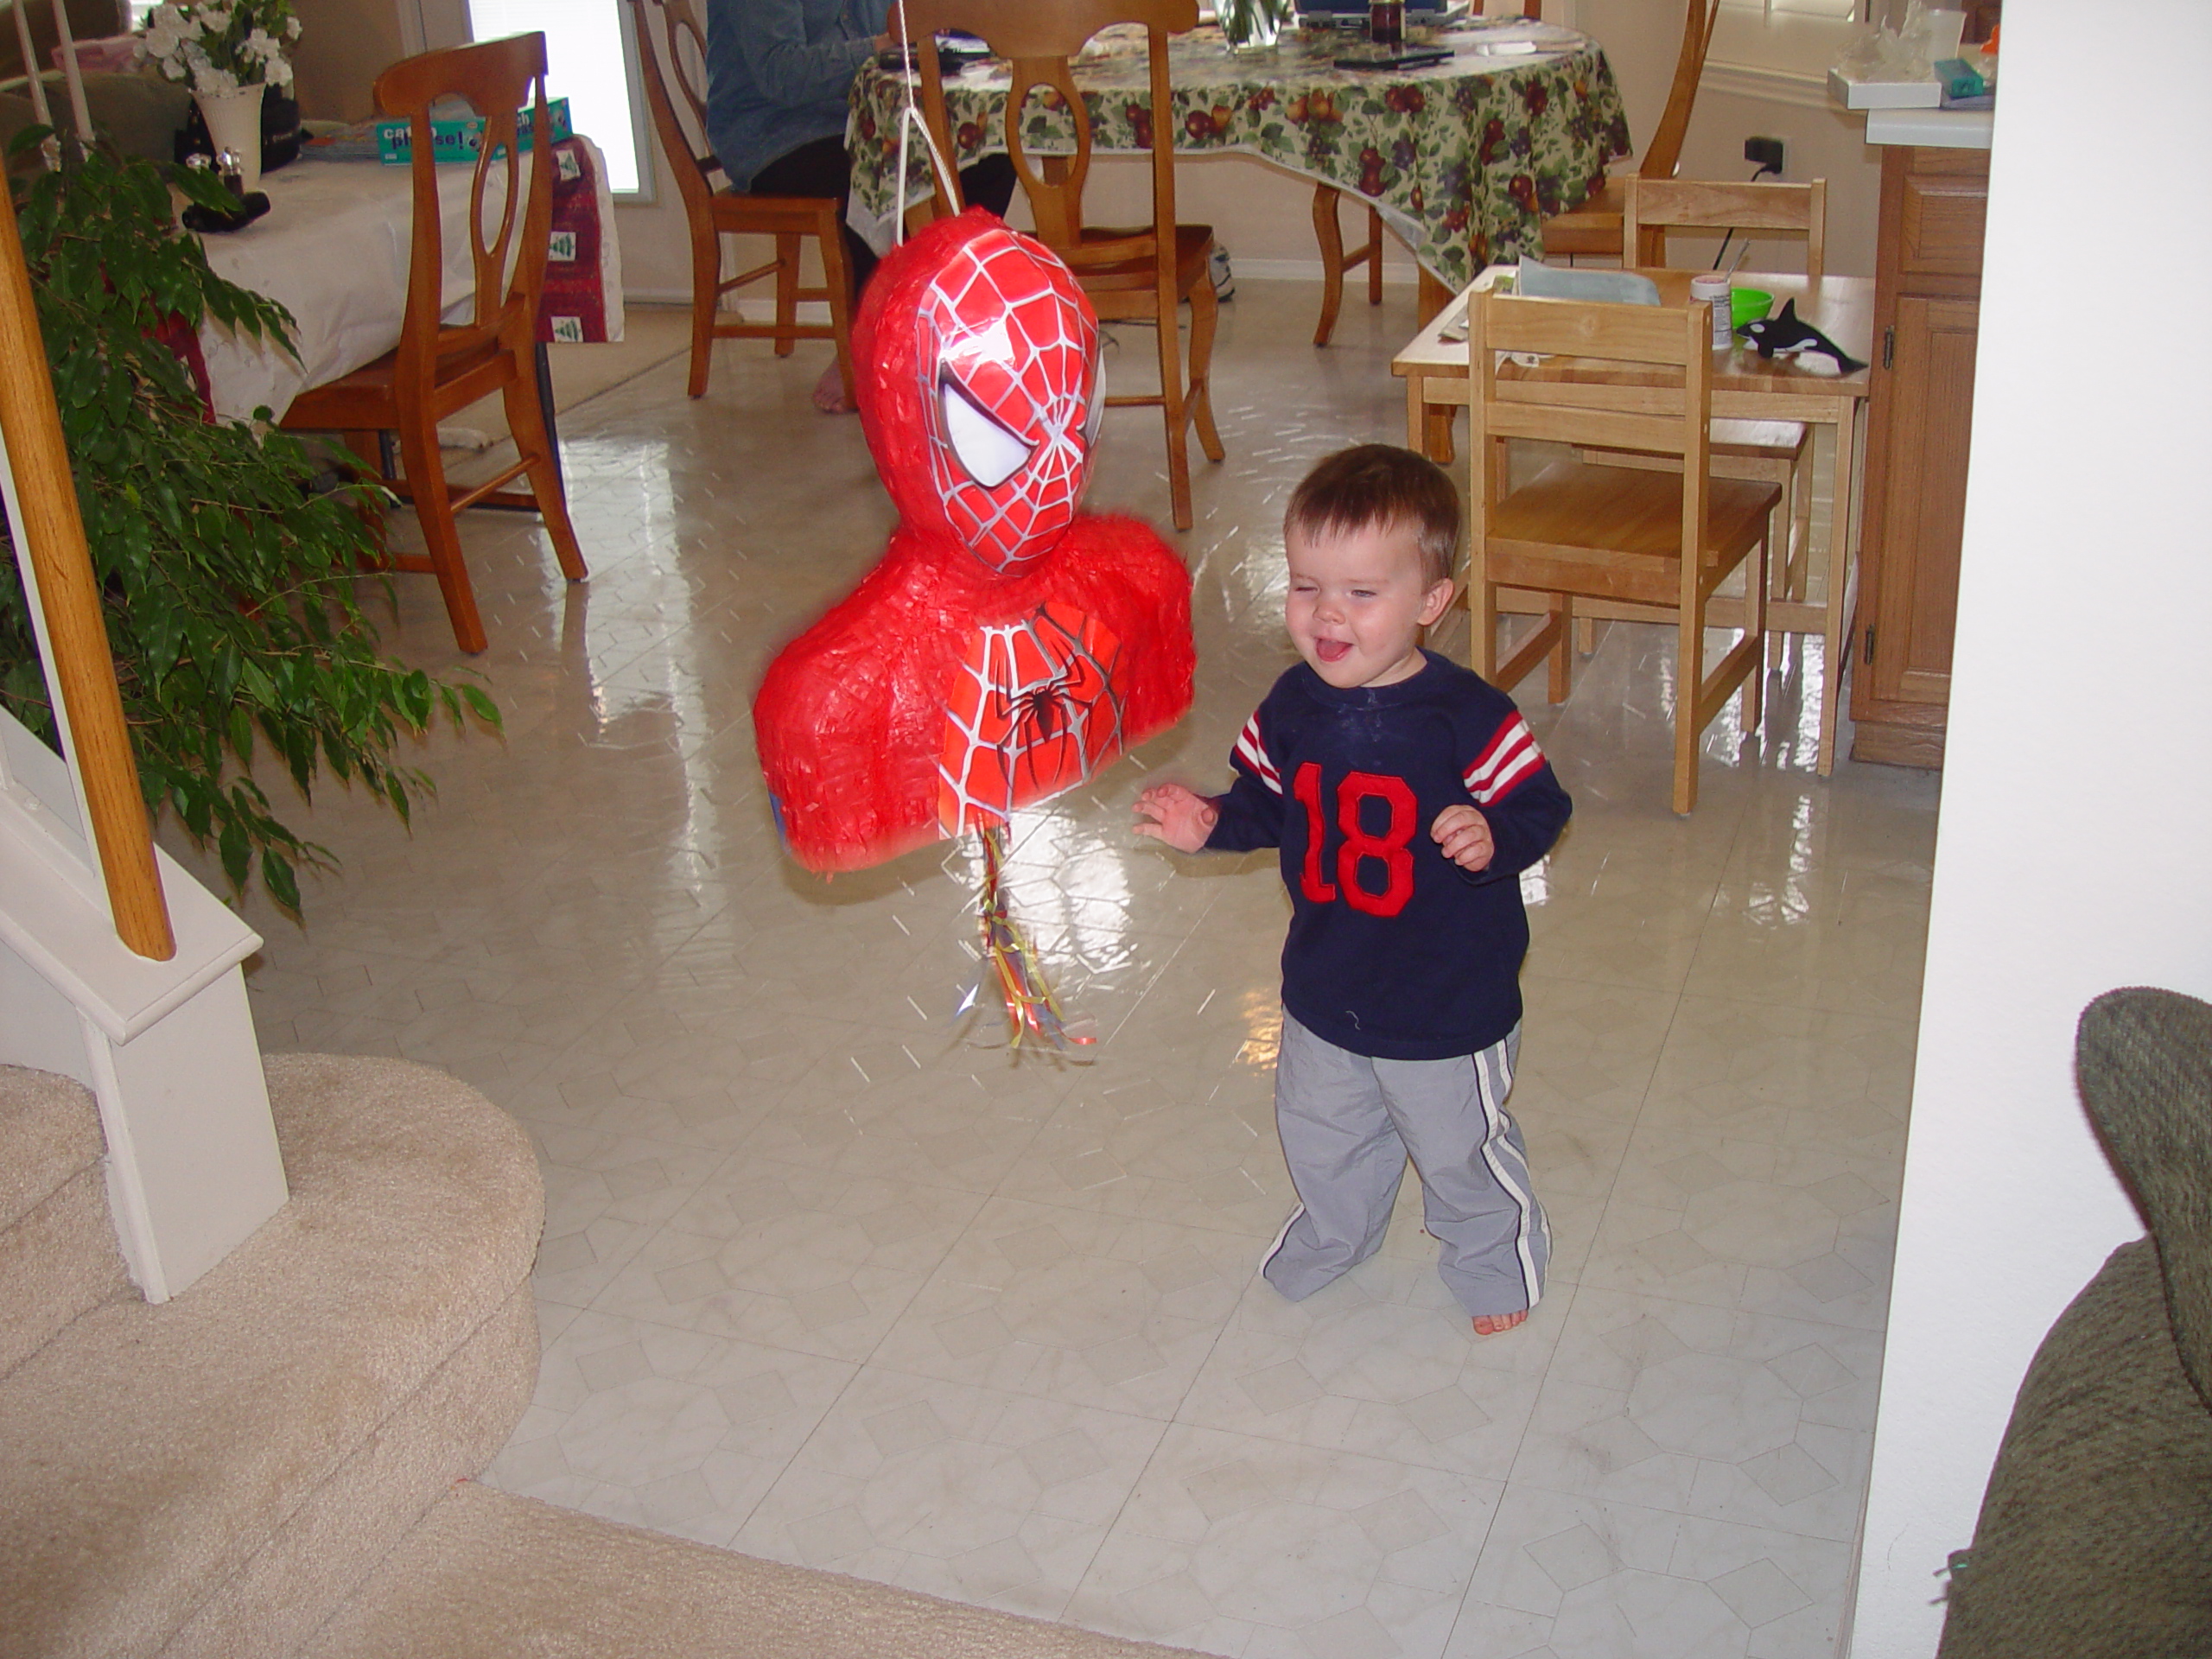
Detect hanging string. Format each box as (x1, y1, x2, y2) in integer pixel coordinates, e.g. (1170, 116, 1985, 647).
(959, 824, 1096, 1055)
(887, 0, 957, 245)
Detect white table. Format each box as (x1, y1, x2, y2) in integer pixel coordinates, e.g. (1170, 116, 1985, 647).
(194, 139, 625, 424)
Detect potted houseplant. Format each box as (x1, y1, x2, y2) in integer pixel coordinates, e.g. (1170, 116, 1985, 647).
(137, 0, 300, 191)
(0, 133, 497, 916)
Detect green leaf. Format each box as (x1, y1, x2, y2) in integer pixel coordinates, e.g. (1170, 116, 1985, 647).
(0, 137, 499, 919)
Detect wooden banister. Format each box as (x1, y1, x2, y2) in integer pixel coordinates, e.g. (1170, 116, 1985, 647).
(0, 183, 176, 962)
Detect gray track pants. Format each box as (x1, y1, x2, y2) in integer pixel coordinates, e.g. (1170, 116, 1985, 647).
(1262, 1013, 1548, 1319)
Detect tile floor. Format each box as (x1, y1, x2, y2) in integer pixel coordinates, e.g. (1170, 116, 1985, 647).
(196, 280, 1937, 1659)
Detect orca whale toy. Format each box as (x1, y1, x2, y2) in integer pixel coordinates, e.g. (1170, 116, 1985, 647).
(1738, 298, 1866, 377)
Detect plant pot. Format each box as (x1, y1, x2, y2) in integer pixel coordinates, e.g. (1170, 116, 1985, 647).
(194, 84, 265, 194)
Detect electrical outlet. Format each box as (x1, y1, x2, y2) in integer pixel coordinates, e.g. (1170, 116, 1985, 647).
(1744, 137, 1785, 175)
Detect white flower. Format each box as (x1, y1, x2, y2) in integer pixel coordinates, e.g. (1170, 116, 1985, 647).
(245, 27, 274, 57)
(268, 55, 292, 86)
(285, 14, 301, 36)
(198, 5, 232, 35)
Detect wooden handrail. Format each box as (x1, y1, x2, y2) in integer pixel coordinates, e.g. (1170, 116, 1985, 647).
(0, 182, 176, 962)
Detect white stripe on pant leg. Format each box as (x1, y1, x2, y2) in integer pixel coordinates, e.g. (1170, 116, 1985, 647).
(1471, 1039, 1544, 1309)
(1261, 1204, 1306, 1274)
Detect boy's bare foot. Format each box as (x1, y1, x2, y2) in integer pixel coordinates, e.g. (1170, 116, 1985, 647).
(1472, 1310, 1529, 1337)
(811, 359, 856, 414)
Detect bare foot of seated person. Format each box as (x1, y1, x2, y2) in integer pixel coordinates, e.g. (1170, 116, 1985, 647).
(1473, 1310, 1529, 1337)
(811, 358, 855, 415)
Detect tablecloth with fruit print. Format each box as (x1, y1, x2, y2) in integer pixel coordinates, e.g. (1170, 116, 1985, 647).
(847, 20, 1630, 292)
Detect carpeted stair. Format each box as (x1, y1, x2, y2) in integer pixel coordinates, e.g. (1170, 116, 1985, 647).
(0, 1055, 543, 1658)
(0, 1055, 1203, 1659)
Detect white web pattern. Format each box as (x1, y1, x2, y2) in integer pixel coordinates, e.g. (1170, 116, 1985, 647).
(919, 234, 1098, 572)
(938, 610, 1127, 836)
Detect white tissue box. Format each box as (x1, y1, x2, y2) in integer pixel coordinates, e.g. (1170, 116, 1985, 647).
(1827, 67, 1942, 109)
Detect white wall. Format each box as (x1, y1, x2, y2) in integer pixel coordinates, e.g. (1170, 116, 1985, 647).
(1847, 3, 2212, 1653)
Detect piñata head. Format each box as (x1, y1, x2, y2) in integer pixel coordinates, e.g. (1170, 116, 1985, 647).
(753, 210, 1195, 874)
(859, 211, 1103, 575)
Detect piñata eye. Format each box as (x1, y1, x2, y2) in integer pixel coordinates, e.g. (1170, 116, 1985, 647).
(941, 376, 1033, 489)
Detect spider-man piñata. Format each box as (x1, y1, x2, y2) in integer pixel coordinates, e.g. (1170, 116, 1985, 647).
(754, 209, 1195, 874)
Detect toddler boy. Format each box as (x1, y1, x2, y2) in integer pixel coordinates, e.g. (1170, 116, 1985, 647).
(1135, 444, 1571, 1333)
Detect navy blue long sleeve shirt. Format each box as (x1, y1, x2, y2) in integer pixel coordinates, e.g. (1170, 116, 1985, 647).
(1205, 652, 1571, 1061)
(706, 0, 888, 191)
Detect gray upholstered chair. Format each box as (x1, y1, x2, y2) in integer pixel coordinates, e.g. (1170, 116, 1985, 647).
(1937, 986, 2212, 1658)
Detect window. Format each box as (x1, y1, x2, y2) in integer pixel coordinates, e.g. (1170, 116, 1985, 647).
(466, 0, 652, 196)
(1709, 0, 1868, 98)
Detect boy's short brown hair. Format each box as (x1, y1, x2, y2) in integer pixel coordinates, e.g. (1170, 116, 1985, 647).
(1285, 443, 1461, 589)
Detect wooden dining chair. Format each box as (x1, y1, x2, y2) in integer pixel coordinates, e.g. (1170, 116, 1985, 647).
(1540, 0, 1718, 263)
(1611, 175, 1826, 659)
(1311, 0, 1544, 347)
(903, 0, 1224, 531)
(277, 34, 585, 655)
(1467, 289, 1777, 813)
(626, 0, 855, 403)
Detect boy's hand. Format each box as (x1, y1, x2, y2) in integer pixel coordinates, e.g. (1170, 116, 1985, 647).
(1134, 784, 1219, 854)
(1433, 804, 1495, 872)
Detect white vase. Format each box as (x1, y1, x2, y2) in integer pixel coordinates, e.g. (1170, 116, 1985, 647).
(195, 84, 264, 195)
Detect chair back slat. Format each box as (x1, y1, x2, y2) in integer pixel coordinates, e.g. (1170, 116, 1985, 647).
(1623, 175, 1826, 281)
(630, 0, 721, 212)
(1478, 291, 1699, 366)
(375, 33, 553, 383)
(901, 0, 1196, 274)
(1483, 402, 1689, 456)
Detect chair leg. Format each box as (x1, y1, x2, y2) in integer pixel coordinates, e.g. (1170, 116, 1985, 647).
(1365, 206, 1384, 307)
(1187, 275, 1225, 464)
(687, 227, 720, 399)
(1743, 531, 1767, 735)
(1156, 290, 1193, 532)
(500, 360, 589, 585)
(772, 232, 799, 357)
(1673, 595, 1700, 816)
(1312, 183, 1346, 347)
(1548, 595, 1573, 703)
(391, 414, 488, 655)
(817, 209, 857, 410)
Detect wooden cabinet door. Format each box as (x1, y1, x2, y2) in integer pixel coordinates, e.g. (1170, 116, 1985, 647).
(1863, 293, 1978, 710)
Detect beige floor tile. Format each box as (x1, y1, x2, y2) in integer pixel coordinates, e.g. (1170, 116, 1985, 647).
(1070, 1422, 1504, 1659)
(486, 1309, 858, 1548)
(872, 1197, 1257, 1420)
(733, 1365, 1167, 1620)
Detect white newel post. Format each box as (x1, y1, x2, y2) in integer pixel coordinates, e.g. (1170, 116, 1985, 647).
(0, 442, 287, 1305)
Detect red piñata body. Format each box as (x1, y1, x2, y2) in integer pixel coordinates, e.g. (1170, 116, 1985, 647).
(753, 211, 1195, 872)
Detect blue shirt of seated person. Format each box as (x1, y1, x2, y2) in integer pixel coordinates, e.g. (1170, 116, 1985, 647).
(706, 0, 887, 193)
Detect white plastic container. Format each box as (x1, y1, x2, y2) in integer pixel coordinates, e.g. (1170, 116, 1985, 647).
(1689, 275, 1731, 351)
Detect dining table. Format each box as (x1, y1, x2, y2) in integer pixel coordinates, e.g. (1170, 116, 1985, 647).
(192, 134, 626, 426)
(1393, 266, 1875, 773)
(844, 15, 1630, 296)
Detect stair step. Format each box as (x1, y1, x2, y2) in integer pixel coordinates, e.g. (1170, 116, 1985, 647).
(302, 1482, 1206, 1659)
(0, 1054, 543, 1659)
(0, 1065, 130, 1381)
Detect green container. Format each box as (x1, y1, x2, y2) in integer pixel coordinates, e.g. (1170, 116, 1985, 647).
(1731, 288, 1773, 330)
(375, 96, 572, 165)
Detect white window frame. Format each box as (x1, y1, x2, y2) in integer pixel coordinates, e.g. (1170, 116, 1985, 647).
(461, 0, 658, 203)
(1707, 0, 1871, 107)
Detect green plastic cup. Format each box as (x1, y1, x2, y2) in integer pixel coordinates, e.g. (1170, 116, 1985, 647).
(1731, 288, 1773, 330)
